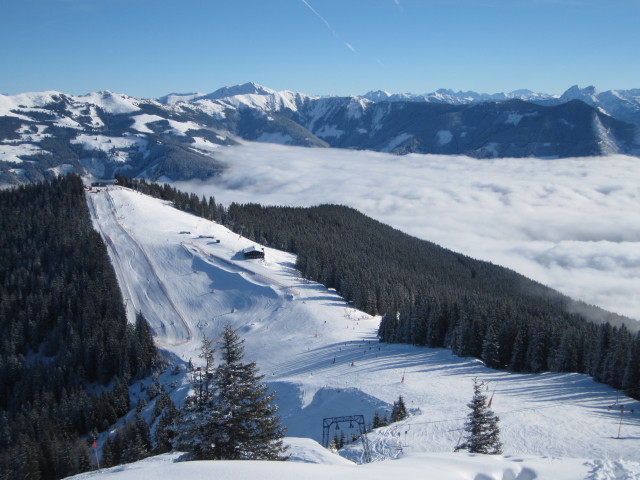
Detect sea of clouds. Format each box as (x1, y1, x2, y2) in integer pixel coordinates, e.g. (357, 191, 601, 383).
(173, 143, 640, 322)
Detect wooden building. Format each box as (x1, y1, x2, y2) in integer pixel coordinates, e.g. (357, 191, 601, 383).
(243, 246, 265, 259)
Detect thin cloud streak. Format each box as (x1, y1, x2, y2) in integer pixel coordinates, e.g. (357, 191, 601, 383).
(174, 143, 640, 322)
(299, 0, 357, 52)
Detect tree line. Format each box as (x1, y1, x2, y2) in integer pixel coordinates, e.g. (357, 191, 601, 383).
(0, 175, 162, 480)
(116, 177, 640, 402)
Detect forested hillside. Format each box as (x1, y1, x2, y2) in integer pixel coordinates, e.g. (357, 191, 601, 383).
(118, 177, 640, 401)
(0, 175, 161, 480)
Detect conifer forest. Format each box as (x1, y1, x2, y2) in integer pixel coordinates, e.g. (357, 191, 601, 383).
(0, 176, 161, 479)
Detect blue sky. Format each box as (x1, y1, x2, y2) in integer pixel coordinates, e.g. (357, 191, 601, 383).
(2, 0, 638, 98)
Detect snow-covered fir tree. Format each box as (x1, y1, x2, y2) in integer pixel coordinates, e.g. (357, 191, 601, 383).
(390, 395, 408, 423)
(456, 378, 502, 454)
(372, 411, 389, 429)
(171, 335, 219, 459)
(172, 327, 287, 460)
(211, 325, 287, 460)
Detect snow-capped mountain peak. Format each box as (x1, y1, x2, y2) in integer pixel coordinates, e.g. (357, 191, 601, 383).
(74, 90, 141, 114)
(202, 81, 278, 100)
(156, 92, 205, 106)
(362, 90, 392, 102)
(560, 84, 601, 103)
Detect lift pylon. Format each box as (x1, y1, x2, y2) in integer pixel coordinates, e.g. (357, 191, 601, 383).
(322, 415, 372, 463)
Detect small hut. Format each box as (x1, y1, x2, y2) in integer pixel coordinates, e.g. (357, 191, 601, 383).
(243, 246, 265, 259)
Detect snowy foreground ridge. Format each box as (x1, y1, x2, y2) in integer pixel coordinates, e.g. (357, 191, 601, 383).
(78, 187, 640, 480)
(68, 448, 640, 480)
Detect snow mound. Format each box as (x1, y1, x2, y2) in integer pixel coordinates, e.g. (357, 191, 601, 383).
(65, 450, 640, 480)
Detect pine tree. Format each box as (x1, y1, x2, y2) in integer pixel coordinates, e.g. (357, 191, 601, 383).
(172, 327, 287, 460)
(372, 411, 388, 429)
(171, 336, 219, 460)
(390, 395, 408, 423)
(210, 325, 287, 460)
(456, 378, 502, 454)
(481, 320, 501, 369)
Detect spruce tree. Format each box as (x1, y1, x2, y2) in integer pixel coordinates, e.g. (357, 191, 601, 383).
(456, 378, 502, 454)
(210, 325, 287, 460)
(390, 395, 408, 423)
(372, 411, 389, 429)
(171, 335, 219, 460)
(172, 327, 287, 460)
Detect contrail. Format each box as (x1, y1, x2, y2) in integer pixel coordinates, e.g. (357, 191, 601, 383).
(300, 0, 356, 52)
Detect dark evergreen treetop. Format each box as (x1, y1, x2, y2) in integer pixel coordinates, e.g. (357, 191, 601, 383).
(390, 396, 408, 423)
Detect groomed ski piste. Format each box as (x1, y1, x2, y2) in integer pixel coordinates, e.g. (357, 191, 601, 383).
(76, 185, 640, 480)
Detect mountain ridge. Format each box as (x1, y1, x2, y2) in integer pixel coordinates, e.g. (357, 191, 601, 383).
(1, 83, 640, 187)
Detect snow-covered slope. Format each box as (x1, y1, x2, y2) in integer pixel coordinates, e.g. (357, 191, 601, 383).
(83, 186, 640, 479)
(68, 449, 640, 480)
(558, 85, 640, 126)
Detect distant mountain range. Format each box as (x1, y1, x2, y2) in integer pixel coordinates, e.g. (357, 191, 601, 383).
(1, 83, 639, 185)
(360, 85, 640, 124)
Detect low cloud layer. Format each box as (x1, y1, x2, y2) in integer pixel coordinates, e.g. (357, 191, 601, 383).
(173, 143, 640, 321)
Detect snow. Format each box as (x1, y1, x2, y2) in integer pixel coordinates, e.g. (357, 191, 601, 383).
(383, 133, 413, 152)
(8, 168, 26, 177)
(75, 91, 140, 114)
(0, 91, 138, 126)
(315, 124, 345, 138)
(130, 114, 166, 133)
(65, 449, 638, 480)
(158, 92, 205, 105)
(198, 82, 315, 113)
(189, 99, 228, 119)
(83, 185, 640, 479)
(128, 114, 200, 136)
(593, 114, 620, 155)
(47, 164, 75, 176)
(190, 136, 222, 152)
(165, 119, 202, 136)
(0, 91, 64, 118)
(346, 97, 371, 119)
(505, 112, 538, 126)
(371, 102, 392, 133)
(0, 142, 48, 163)
(436, 130, 453, 146)
(71, 134, 147, 162)
(506, 113, 524, 125)
(2, 124, 52, 149)
(54, 116, 83, 129)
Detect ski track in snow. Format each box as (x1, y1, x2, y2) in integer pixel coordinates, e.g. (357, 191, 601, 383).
(85, 186, 640, 480)
(88, 190, 192, 345)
